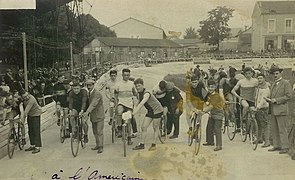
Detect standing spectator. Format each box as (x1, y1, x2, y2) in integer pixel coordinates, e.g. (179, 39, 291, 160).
(4, 68, 15, 92)
(254, 73, 271, 147)
(20, 90, 42, 154)
(15, 68, 24, 91)
(265, 66, 292, 154)
(84, 79, 105, 154)
(242, 63, 246, 71)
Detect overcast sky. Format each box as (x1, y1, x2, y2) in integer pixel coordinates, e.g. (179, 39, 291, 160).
(83, 0, 291, 35)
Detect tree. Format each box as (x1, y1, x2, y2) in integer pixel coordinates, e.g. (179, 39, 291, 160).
(198, 6, 234, 51)
(183, 27, 198, 39)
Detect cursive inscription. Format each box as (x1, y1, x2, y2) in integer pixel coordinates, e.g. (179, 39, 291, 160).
(51, 167, 143, 180)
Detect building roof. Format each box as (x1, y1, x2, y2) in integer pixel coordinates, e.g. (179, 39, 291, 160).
(256, 1, 295, 14)
(110, 17, 164, 31)
(96, 37, 181, 48)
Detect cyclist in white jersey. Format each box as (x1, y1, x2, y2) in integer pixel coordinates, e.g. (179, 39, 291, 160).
(231, 67, 258, 122)
(105, 70, 118, 125)
(115, 68, 137, 145)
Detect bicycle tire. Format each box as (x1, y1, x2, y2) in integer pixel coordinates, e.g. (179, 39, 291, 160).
(249, 119, 258, 151)
(227, 115, 236, 141)
(158, 116, 167, 144)
(79, 118, 86, 149)
(111, 118, 116, 143)
(60, 116, 66, 143)
(194, 124, 201, 156)
(122, 124, 127, 157)
(240, 119, 247, 142)
(17, 123, 25, 150)
(7, 128, 16, 159)
(188, 115, 196, 146)
(71, 125, 79, 157)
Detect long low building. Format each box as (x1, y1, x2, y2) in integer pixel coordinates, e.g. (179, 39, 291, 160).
(83, 37, 182, 64)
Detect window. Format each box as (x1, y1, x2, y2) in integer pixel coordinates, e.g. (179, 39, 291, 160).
(268, 19, 276, 33)
(285, 19, 293, 33)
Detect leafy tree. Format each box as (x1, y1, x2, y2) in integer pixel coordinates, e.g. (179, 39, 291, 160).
(183, 27, 198, 39)
(198, 6, 234, 51)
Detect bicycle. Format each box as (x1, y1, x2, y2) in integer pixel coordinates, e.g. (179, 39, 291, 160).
(158, 113, 167, 144)
(110, 102, 118, 143)
(240, 107, 259, 151)
(188, 111, 209, 156)
(122, 111, 132, 157)
(7, 118, 25, 159)
(60, 108, 69, 143)
(70, 115, 86, 157)
(223, 101, 241, 141)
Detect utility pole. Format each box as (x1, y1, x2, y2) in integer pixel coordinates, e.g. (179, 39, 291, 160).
(70, 42, 74, 76)
(22, 32, 28, 91)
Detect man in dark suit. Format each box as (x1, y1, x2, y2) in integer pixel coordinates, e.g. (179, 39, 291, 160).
(265, 66, 292, 154)
(84, 79, 105, 154)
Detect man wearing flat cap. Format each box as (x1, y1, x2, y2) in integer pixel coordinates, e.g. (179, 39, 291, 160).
(84, 79, 105, 153)
(265, 66, 292, 154)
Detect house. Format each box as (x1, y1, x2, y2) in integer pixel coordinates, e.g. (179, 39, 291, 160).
(83, 37, 181, 64)
(109, 17, 166, 39)
(172, 39, 212, 57)
(238, 27, 252, 52)
(252, 1, 295, 52)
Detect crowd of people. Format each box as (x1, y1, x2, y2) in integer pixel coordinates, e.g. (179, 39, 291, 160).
(1, 61, 295, 162)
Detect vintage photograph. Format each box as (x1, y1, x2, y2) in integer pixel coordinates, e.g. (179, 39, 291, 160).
(1, 0, 295, 179)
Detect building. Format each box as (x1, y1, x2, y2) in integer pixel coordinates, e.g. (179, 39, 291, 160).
(109, 17, 166, 39)
(172, 39, 212, 57)
(252, 1, 295, 52)
(237, 27, 252, 52)
(83, 37, 181, 64)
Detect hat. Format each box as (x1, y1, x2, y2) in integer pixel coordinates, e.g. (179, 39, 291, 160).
(269, 65, 283, 74)
(85, 79, 95, 85)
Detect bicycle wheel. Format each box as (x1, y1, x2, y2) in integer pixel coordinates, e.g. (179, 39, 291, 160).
(17, 123, 25, 150)
(79, 118, 86, 149)
(194, 124, 201, 156)
(240, 119, 247, 142)
(188, 114, 196, 146)
(7, 128, 16, 159)
(111, 118, 116, 143)
(249, 119, 258, 151)
(122, 124, 127, 157)
(158, 116, 167, 144)
(71, 126, 79, 157)
(227, 116, 236, 141)
(60, 116, 66, 143)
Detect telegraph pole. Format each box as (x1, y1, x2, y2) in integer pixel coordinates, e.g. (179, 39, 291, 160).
(22, 32, 28, 91)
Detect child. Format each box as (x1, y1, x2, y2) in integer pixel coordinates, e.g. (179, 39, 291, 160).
(203, 80, 225, 151)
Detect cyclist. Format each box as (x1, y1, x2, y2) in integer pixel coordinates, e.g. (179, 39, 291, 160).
(115, 68, 137, 145)
(68, 82, 89, 143)
(186, 74, 208, 137)
(2, 93, 26, 145)
(231, 67, 258, 127)
(53, 75, 69, 137)
(132, 78, 163, 151)
(105, 70, 118, 125)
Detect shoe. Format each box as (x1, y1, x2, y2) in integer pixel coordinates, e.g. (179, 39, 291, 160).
(268, 147, 281, 152)
(21, 139, 26, 145)
(97, 147, 103, 154)
(91, 146, 99, 150)
(261, 144, 270, 148)
(131, 133, 137, 138)
(214, 147, 222, 151)
(169, 135, 178, 139)
(279, 149, 289, 154)
(133, 144, 145, 150)
(148, 144, 156, 151)
(25, 146, 35, 151)
(203, 142, 214, 146)
(84, 135, 88, 143)
(32, 148, 40, 154)
(57, 119, 60, 126)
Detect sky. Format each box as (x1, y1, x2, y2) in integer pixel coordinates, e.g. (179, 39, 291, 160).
(83, 0, 291, 35)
